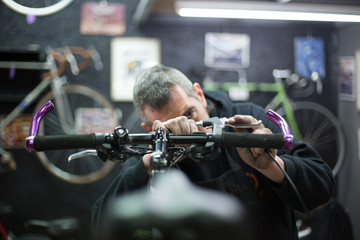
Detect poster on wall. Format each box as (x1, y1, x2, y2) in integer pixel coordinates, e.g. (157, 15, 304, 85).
(339, 56, 355, 101)
(204, 32, 250, 69)
(1, 114, 32, 148)
(80, 2, 126, 36)
(75, 108, 118, 133)
(294, 36, 325, 79)
(111, 38, 161, 101)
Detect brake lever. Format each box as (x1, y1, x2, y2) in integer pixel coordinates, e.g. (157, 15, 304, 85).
(68, 150, 97, 162)
(222, 118, 262, 128)
(196, 117, 262, 129)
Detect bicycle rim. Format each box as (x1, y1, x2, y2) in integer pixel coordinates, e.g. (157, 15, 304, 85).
(2, 0, 74, 16)
(33, 84, 119, 184)
(277, 101, 345, 176)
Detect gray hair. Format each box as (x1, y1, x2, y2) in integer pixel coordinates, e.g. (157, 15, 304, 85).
(133, 65, 196, 124)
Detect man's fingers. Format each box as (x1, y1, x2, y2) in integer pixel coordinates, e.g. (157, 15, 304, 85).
(152, 120, 165, 131)
(155, 116, 199, 134)
(188, 119, 198, 133)
(229, 115, 256, 124)
(178, 116, 191, 133)
(228, 115, 264, 133)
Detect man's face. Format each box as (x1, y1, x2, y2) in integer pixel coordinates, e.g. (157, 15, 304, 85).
(142, 84, 210, 128)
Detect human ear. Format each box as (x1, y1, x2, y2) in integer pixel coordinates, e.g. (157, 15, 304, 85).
(193, 82, 207, 106)
(141, 122, 152, 132)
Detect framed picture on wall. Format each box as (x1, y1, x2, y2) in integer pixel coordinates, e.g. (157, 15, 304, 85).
(80, 2, 126, 36)
(294, 36, 325, 79)
(110, 37, 161, 101)
(339, 56, 355, 101)
(356, 50, 360, 110)
(204, 32, 250, 69)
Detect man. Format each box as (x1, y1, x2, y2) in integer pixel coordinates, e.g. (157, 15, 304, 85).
(92, 65, 334, 239)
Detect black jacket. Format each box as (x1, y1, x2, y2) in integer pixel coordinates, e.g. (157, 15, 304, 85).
(92, 90, 335, 240)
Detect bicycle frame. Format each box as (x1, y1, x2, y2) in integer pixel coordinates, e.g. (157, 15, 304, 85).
(0, 46, 101, 163)
(0, 74, 73, 152)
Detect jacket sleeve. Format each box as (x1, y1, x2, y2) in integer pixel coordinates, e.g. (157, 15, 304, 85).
(91, 156, 149, 239)
(273, 142, 335, 211)
(233, 102, 335, 211)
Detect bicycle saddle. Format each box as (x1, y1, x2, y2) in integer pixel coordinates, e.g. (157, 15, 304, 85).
(25, 217, 79, 240)
(101, 170, 246, 240)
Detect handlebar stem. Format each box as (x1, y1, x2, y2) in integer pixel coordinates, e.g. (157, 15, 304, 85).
(151, 127, 169, 178)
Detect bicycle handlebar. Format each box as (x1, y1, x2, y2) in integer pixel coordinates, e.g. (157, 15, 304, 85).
(29, 132, 286, 152)
(25, 101, 294, 164)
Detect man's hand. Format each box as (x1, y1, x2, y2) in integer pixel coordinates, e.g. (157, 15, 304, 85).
(228, 115, 285, 184)
(142, 116, 198, 175)
(152, 116, 198, 133)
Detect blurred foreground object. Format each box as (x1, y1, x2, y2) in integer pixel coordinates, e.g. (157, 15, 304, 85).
(101, 170, 245, 240)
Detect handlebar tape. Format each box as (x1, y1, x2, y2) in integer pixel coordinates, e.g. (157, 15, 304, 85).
(32, 133, 106, 151)
(216, 132, 285, 149)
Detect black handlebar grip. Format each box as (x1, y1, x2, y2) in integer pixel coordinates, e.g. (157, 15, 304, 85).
(218, 132, 285, 149)
(33, 133, 107, 151)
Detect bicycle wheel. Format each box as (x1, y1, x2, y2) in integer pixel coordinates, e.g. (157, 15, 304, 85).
(33, 84, 119, 184)
(277, 101, 345, 176)
(2, 0, 74, 16)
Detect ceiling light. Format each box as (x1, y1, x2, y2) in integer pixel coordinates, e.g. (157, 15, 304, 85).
(175, 1, 360, 22)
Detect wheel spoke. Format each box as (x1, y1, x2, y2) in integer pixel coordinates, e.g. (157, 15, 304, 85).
(281, 101, 345, 176)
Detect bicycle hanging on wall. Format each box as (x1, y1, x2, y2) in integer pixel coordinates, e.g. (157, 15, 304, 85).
(203, 68, 345, 177)
(0, 46, 119, 184)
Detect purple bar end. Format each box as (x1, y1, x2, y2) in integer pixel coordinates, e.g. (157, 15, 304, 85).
(266, 109, 294, 150)
(25, 101, 54, 151)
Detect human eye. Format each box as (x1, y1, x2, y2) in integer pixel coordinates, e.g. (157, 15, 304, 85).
(183, 107, 196, 119)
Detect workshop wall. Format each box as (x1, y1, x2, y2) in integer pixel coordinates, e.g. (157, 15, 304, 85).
(336, 23, 360, 240)
(0, 1, 340, 240)
(140, 17, 337, 113)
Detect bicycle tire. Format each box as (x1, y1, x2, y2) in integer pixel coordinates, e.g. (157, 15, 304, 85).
(2, 0, 74, 16)
(277, 101, 345, 176)
(33, 84, 119, 184)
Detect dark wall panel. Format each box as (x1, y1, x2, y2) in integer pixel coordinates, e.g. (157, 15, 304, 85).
(0, 1, 338, 240)
(140, 17, 337, 113)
